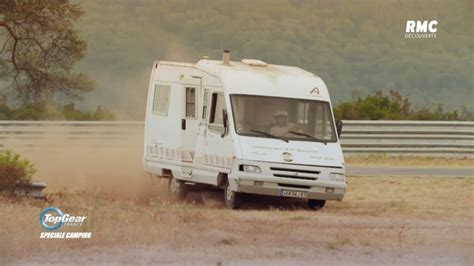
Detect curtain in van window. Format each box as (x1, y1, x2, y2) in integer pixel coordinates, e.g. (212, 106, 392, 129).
(185, 87, 196, 118)
(213, 93, 225, 125)
(153, 84, 170, 115)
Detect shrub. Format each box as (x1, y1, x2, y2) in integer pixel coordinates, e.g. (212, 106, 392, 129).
(333, 90, 468, 121)
(0, 150, 36, 192)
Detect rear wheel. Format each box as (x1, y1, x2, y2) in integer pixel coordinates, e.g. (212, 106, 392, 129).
(224, 180, 242, 209)
(169, 176, 187, 201)
(308, 199, 326, 210)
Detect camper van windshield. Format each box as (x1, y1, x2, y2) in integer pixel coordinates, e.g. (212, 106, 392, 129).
(230, 95, 337, 143)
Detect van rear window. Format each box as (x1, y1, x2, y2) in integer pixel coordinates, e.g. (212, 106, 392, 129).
(185, 87, 196, 118)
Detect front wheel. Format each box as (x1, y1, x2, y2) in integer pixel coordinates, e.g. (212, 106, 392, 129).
(308, 199, 326, 210)
(169, 176, 187, 201)
(224, 180, 242, 209)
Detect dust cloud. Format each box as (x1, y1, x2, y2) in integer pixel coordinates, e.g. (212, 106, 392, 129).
(18, 44, 201, 200)
(19, 129, 168, 202)
(79, 40, 198, 121)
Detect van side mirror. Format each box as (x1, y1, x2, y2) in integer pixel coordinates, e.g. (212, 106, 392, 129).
(336, 120, 343, 139)
(221, 109, 228, 137)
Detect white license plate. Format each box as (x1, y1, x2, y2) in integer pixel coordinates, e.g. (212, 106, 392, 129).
(281, 189, 307, 198)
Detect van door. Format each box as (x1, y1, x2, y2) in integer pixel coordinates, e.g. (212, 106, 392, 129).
(192, 90, 233, 185)
(206, 91, 233, 171)
(196, 88, 210, 146)
(192, 88, 212, 182)
(180, 86, 199, 178)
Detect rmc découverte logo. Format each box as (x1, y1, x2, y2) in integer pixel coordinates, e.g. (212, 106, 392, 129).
(405, 20, 438, 39)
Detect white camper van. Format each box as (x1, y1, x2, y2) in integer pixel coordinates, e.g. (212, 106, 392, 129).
(144, 51, 346, 210)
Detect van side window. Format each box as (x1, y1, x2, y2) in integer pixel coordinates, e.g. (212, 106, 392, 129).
(209, 92, 225, 131)
(202, 89, 209, 119)
(152, 84, 170, 115)
(185, 87, 196, 118)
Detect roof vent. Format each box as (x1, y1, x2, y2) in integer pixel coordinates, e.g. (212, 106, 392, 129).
(222, 50, 231, 66)
(242, 59, 268, 67)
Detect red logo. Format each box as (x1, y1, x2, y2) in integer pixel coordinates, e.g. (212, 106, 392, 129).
(309, 87, 320, 95)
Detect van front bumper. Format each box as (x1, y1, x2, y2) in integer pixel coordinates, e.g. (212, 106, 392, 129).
(234, 173, 347, 201)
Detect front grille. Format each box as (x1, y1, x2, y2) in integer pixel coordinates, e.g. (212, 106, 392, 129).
(270, 167, 320, 174)
(270, 167, 320, 181)
(278, 183, 311, 189)
(273, 174, 315, 180)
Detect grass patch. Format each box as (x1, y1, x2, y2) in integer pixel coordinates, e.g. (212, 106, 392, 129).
(218, 237, 237, 245)
(345, 155, 474, 167)
(289, 215, 311, 221)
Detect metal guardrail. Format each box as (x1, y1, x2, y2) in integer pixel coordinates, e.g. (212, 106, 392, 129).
(0, 120, 473, 157)
(0, 121, 143, 152)
(340, 120, 474, 157)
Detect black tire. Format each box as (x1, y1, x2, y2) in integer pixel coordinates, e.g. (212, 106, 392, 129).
(308, 199, 326, 210)
(224, 179, 242, 209)
(168, 176, 187, 201)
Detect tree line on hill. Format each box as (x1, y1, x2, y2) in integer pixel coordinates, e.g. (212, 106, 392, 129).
(333, 90, 472, 121)
(0, 101, 114, 121)
(0, 89, 470, 121)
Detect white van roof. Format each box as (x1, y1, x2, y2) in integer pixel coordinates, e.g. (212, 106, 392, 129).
(197, 59, 330, 102)
(196, 59, 317, 79)
(155, 59, 331, 102)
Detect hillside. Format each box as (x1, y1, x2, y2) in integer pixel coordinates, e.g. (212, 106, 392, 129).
(73, 0, 473, 119)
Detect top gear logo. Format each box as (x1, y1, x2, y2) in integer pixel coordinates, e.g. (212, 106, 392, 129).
(39, 207, 87, 230)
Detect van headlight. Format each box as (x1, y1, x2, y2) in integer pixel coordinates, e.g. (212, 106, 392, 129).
(329, 173, 345, 181)
(240, 165, 262, 173)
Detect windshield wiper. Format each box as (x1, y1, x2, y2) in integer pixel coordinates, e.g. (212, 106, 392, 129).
(288, 131, 327, 145)
(249, 130, 289, 143)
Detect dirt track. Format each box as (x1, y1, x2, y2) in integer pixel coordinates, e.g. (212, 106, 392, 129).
(1, 175, 473, 265)
(1, 148, 473, 265)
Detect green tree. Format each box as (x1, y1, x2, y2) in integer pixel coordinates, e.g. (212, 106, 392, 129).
(0, 0, 93, 104)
